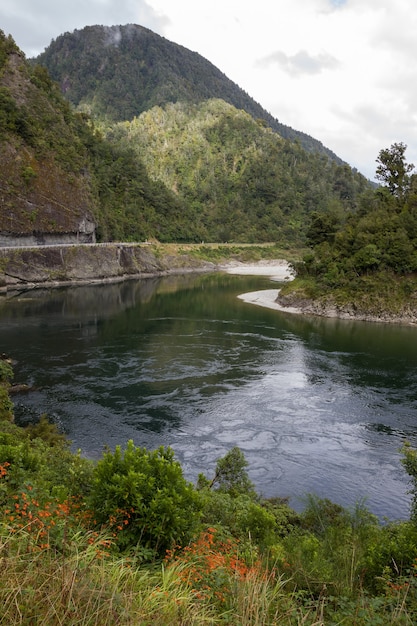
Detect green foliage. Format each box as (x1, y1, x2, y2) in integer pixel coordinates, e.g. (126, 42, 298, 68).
(88, 440, 202, 556)
(116, 99, 369, 244)
(0, 87, 21, 137)
(204, 445, 256, 497)
(34, 24, 342, 162)
(1, 418, 417, 623)
(0, 30, 19, 70)
(283, 144, 417, 316)
(0, 359, 13, 421)
(1, 28, 372, 247)
(376, 142, 415, 200)
(282, 496, 380, 596)
(199, 491, 276, 548)
(0, 387, 13, 421)
(25, 413, 69, 447)
(401, 442, 417, 523)
(0, 419, 92, 501)
(0, 358, 13, 384)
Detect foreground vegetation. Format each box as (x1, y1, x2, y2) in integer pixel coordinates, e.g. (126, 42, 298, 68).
(2, 361, 417, 624)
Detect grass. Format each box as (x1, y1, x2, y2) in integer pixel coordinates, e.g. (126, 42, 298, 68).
(151, 242, 305, 265)
(3, 524, 416, 625)
(0, 525, 215, 626)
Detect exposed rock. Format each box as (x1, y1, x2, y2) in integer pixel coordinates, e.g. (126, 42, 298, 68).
(0, 243, 215, 293)
(276, 292, 417, 326)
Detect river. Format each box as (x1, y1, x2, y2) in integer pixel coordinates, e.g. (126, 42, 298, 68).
(2, 271, 417, 520)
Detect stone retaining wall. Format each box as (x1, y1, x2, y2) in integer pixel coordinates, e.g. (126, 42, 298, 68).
(0, 244, 213, 293)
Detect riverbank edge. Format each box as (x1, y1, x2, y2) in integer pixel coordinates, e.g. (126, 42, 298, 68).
(0, 243, 221, 295)
(1, 244, 416, 326)
(239, 287, 417, 326)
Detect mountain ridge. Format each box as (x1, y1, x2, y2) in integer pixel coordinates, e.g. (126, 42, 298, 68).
(0, 26, 370, 247)
(34, 23, 344, 165)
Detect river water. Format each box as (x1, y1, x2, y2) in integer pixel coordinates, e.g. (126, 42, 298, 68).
(2, 272, 417, 520)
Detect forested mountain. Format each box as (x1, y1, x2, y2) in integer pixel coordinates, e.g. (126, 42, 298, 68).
(110, 99, 369, 242)
(0, 30, 189, 244)
(0, 33, 96, 243)
(35, 24, 342, 163)
(1, 25, 371, 245)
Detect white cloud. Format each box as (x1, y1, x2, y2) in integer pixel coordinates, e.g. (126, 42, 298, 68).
(1, 0, 417, 180)
(256, 50, 340, 77)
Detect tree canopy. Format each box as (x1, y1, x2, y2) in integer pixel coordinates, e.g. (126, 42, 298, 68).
(375, 142, 415, 200)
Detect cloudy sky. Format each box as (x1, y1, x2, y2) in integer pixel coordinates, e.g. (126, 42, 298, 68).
(2, 0, 417, 181)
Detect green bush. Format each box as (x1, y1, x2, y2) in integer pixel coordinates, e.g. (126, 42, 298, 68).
(198, 445, 256, 498)
(0, 420, 92, 501)
(88, 440, 202, 556)
(402, 442, 417, 523)
(282, 496, 380, 596)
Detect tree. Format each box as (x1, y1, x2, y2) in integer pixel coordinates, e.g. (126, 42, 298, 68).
(375, 142, 414, 200)
(198, 446, 255, 497)
(306, 211, 339, 247)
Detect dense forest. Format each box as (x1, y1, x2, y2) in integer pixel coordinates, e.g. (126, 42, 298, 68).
(28, 24, 373, 245)
(35, 24, 343, 162)
(0, 30, 187, 243)
(279, 142, 417, 319)
(0, 25, 374, 246)
(109, 99, 369, 243)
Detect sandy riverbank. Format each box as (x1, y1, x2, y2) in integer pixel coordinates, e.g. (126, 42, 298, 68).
(226, 261, 417, 325)
(237, 288, 301, 314)
(222, 259, 294, 281)
(221, 260, 301, 314)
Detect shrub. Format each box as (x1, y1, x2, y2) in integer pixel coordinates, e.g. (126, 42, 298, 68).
(88, 440, 202, 556)
(198, 446, 255, 498)
(402, 442, 417, 523)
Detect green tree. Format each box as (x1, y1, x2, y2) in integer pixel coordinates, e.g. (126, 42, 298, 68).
(198, 446, 255, 498)
(306, 211, 340, 247)
(375, 142, 414, 200)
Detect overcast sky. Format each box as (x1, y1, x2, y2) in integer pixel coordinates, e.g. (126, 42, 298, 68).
(2, 0, 417, 181)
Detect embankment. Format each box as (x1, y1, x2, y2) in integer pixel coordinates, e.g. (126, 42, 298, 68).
(0, 243, 215, 293)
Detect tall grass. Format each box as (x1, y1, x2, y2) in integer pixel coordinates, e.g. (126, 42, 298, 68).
(0, 525, 214, 625)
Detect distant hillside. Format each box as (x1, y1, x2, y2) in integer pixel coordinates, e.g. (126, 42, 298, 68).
(34, 24, 343, 164)
(0, 27, 372, 247)
(111, 98, 370, 242)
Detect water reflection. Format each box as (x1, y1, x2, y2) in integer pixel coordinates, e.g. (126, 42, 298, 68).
(1, 273, 417, 520)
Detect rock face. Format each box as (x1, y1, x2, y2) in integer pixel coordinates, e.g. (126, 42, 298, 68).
(0, 244, 214, 293)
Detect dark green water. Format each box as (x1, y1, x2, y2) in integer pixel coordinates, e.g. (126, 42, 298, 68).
(2, 272, 417, 520)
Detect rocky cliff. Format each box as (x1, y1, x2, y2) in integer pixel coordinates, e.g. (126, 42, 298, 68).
(0, 244, 214, 293)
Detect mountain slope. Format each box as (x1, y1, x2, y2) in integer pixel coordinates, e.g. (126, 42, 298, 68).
(0, 27, 371, 247)
(0, 33, 96, 244)
(112, 98, 369, 242)
(0, 29, 198, 245)
(34, 24, 343, 164)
